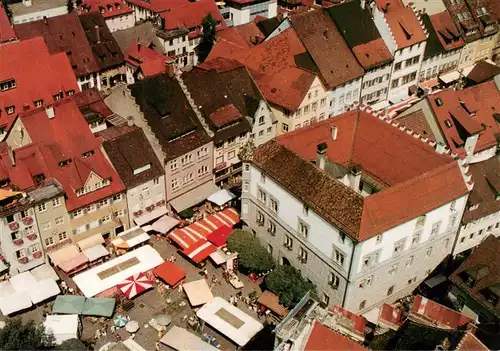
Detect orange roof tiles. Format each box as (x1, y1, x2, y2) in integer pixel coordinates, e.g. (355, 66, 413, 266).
(352, 39, 393, 69)
(254, 110, 469, 241)
(0, 37, 78, 133)
(0, 3, 15, 43)
(160, 0, 224, 31)
(305, 322, 367, 351)
(456, 332, 489, 351)
(410, 295, 472, 329)
(331, 305, 366, 336)
(428, 82, 500, 155)
(209, 104, 244, 127)
(375, 0, 427, 49)
(79, 0, 133, 18)
(290, 10, 364, 89)
(429, 11, 465, 51)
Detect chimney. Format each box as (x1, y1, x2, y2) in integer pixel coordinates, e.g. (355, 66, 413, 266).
(7, 146, 15, 167)
(137, 42, 141, 51)
(316, 142, 328, 170)
(126, 116, 134, 127)
(95, 25, 100, 44)
(331, 126, 338, 140)
(45, 105, 55, 119)
(165, 57, 175, 78)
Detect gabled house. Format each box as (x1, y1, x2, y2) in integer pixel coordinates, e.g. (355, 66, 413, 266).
(9, 0, 67, 25)
(123, 42, 166, 84)
(370, 0, 428, 102)
(242, 109, 471, 312)
(449, 235, 500, 326)
(0, 36, 78, 140)
(0, 3, 16, 45)
(78, 0, 135, 32)
(4, 99, 128, 245)
(100, 126, 166, 227)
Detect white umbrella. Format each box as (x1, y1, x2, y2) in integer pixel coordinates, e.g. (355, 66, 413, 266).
(125, 320, 139, 333)
(154, 314, 171, 326)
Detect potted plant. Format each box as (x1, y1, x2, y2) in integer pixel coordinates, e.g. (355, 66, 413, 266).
(13, 238, 23, 246)
(18, 257, 28, 264)
(33, 251, 42, 259)
(8, 222, 19, 231)
(26, 233, 37, 241)
(22, 216, 33, 225)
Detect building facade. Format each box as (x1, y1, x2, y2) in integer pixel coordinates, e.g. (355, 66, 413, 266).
(79, 0, 135, 32)
(10, 0, 67, 24)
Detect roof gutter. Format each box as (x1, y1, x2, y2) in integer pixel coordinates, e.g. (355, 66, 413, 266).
(342, 240, 357, 307)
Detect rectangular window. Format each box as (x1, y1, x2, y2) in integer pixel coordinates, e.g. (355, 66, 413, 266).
(389, 263, 398, 275)
(52, 198, 61, 207)
(320, 98, 326, 107)
(334, 249, 345, 266)
(55, 216, 64, 226)
(426, 246, 433, 257)
(258, 189, 267, 204)
(391, 79, 399, 88)
(298, 219, 309, 238)
(406, 255, 414, 267)
(329, 272, 340, 289)
(37, 203, 47, 212)
(58, 232, 67, 241)
(256, 211, 265, 226)
(284, 235, 293, 249)
(227, 137, 236, 145)
(268, 221, 276, 235)
(270, 198, 278, 213)
(45, 237, 55, 246)
(393, 239, 405, 255)
(282, 123, 289, 132)
(431, 221, 441, 235)
(394, 62, 402, 71)
(298, 247, 308, 263)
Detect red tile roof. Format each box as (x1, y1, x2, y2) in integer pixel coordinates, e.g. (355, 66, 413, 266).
(379, 304, 405, 329)
(304, 321, 367, 351)
(0, 3, 15, 43)
(14, 12, 100, 76)
(290, 10, 364, 89)
(6, 99, 125, 210)
(427, 82, 500, 155)
(73, 87, 114, 119)
(429, 11, 465, 51)
(352, 39, 393, 69)
(254, 110, 469, 241)
(124, 0, 171, 13)
(209, 104, 244, 127)
(331, 305, 366, 337)
(216, 20, 266, 48)
(410, 295, 472, 329)
(456, 332, 489, 351)
(206, 28, 316, 110)
(160, 0, 224, 31)
(0, 37, 78, 132)
(79, 0, 133, 18)
(375, 0, 427, 49)
(125, 41, 163, 66)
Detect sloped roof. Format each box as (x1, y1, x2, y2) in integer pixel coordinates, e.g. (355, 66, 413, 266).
(304, 321, 367, 350)
(450, 235, 500, 319)
(254, 110, 468, 241)
(102, 127, 164, 188)
(331, 305, 366, 336)
(124, 0, 171, 12)
(125, 41, 164, 68)
(14, 12, 100, 76)
(79, 0, 133, 18)
(2, 99, 125, 210)
(290, 10, 364, 88)
(0, 3, 15, 43)
(0, 37, 78, 132)
(456, 332, 489, 351)
(129, 73, 212, 161)
(410, 295, 472, 329)
(112, 22, 163, 54)
(429, 11, 464, 52)
(393, 109, 436, 141)
(427, 82, 500, 155)
(73, 88, 115, 120)
(466, 60, 500, 85)
(463, 154, 500, 223)
(327, 1, 393, 69)
(160, 0, 224, 31)
(79, 11, 125, 70)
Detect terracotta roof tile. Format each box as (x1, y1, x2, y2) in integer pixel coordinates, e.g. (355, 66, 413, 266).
(160, 0, 225, 32)
(379, 304, 405, 329)
(305, 321, 367, 351)
(112, 22, 163, 55)
(393, 109, 437, 140)
(428, 82, 500, 155)
(79, 0, 133, 18)
(102, 127, 164, 189)
(256, 110, 469, 240)
(124, 0, 170, 13)
(331, 305, 366, 336)
(466, 60, 500, 84)
(450, 235, 500, 319)
(429, 11, 465, 52)
(456, 332, 489, 351)
(0, 3, 15, 43)
(73, 87, 115, 119)
(0, 37, 79, 132)
(290, 10, 364, 88)
(410, 295, 472, 329)
(14, 12, 101, 76)
(463, 154, 500, 223)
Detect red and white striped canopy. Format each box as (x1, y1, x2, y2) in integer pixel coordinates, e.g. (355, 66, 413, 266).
(182, 241, 217, 264)
(116, 272, 154, 299)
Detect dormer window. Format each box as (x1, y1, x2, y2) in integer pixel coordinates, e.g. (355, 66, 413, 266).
(82, 150, 95, 159)
(477, 7, 488, 16)
(6, 106, 15, 115)
(0, 79, 16, 91)
(444, 119, 452, 128)
(58, 159, 72, 167)
(465, 275, 475, 287)
(34, 99, 43, 107)
(487, 292, 498, 306)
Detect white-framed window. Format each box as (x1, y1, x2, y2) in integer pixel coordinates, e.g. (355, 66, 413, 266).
(45, 237, 55, 246)
(412, 232, 420, 245)
(256, 210, 265, 225)
(55, 216, 64, 226)
(43, 222, 51, 230)
(389, 263, 398, 275)
(321, 293, 330, 306)
(113, 194, 122, 202)
(52, 198, 61, 207)
(227, 137, 236, 145)
(406, 255, 414, 267)
(58, 232, 67, 241)
(170, 160, 178, 171)
(298, 219, 309, 238)
(333, 249, 345, 266)
(431, 221, 441, 235)
(298, 247, 308, 263)
(393, 239, 405, 255)
(258, 189, 267, 204)
(359, 275, 373, 288)
(282, 123, 289, 132)
(268, 221, 276, 235)
(153, 178, 160, 185)
(228, 151, 236, 160)
(363, 251, 379, 268)
(258, 116, 265, 124)
(284, 235, 293, 249)
(270, 198, 278, 213)
(37, 203, 47, 212)
(375, 235, 382, 244)
(426, 246, 433, 257)
(171, 178, 179, 190)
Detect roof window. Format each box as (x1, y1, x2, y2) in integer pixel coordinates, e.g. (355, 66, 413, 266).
(444, 119, 452, 128)
(82, 150, 95, 159)
(58, 159, 72, 167)
(435, 98, 443, 106)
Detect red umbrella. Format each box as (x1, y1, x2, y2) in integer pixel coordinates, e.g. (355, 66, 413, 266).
(116, 272, 154, 299)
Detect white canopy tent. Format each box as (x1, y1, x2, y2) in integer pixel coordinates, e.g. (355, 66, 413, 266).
(160, 326, 219, 351)
(207, 189, 236, 206)
(77, 234, 105, 251)
(31, 264, 59, 282)
(151, 215, 179, 234)
(84, 245, 110, 262)
(44, 314, 79, 345)
(73, 245, 164, 297)
(183, 279, 214, 307)
(112, 227, 150, 249)
(28, 279, 60, 304)
(0, 291, 32, 315)
(134, 206, 168, 226)
(48, 244, 80, 266)
(10, 271, 38, 293)
(197, 297, 263, 347)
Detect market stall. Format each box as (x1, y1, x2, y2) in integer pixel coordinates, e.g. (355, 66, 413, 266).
(181, 241, 217, 264)
(160, 326, 219, 351)
(47, 244, 80, 266)
(52, 295, 86, 315)
(153, 261, 186, 287)
(84, 245, 110, 262)
(116, 272, 154, 299)
(31, 264, 60, 282)
(196, 297, 263, 347)
(207, 189, 236, 207)
(44, 314, 79, 345)
(72, 245, 163, 297)
(28, 279, 60, 304)
(77, 234, 105, 251)
(0, 280, 32, 315)
(207, 225, 232, 247)
(151, 215, 180, 234)
(58, 253, 89, 274)
(82, 298, 115, 317)
(257, 291, 288, 320)
(182, 279, 214, 307)
(112, 227, 150, 250)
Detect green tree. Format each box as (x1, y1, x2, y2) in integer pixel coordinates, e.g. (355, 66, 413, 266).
(2, 0, 12, 18)
(67, 0, 74, 13)
(265, 265, 315, 308)
(196, 13, 217, 63)
(0, 318, 54, 350)
(227, 229, 275, 274)
(57, 338, 88, 350)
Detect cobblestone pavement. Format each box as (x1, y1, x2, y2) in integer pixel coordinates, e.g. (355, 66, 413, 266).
(2, 237, 264, 351)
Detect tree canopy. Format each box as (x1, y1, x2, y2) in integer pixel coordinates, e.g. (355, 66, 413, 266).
(227, 229, 275, 274)
(0, 318, 54, 350)
(265, 265, 315, 308)
(196, 13, 217, 63)
(57, 338, 88, 350)
(67, 0, 74, 12)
